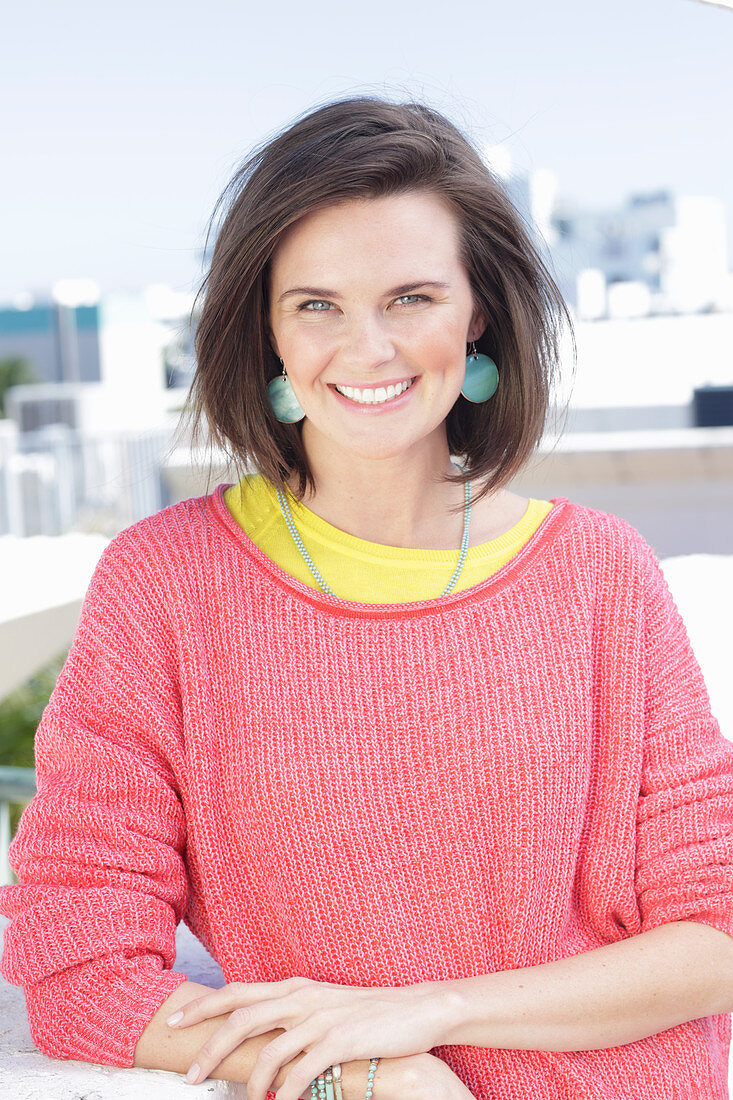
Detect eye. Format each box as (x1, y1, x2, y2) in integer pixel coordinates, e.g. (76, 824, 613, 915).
(395, 294, 430, 306)
(296, 294, 430, 312)
(297, 300, 332, 312)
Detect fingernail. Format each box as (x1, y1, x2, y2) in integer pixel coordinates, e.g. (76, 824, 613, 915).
(186, 1062, 201, 1084)
(167, 1011, 183, 1026)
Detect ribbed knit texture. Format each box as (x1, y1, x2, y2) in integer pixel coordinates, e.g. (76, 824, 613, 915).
(2, 482, 733, 1099)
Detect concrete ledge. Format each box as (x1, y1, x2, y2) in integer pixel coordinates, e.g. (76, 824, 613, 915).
(523, 426, 733, 484)
(0, 531, 110, 698)
(0, 915, 247, 1098)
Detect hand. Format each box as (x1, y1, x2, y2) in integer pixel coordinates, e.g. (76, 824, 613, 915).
(166, 975, 457, 1100)
(303, 1053, 475, 1100)
(409, 1053, 478, 1099)
(350, 1052, 477, 1100)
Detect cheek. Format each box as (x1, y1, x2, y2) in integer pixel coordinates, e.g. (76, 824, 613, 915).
(414, 331, 465, 374)
(283, 334, 334, 379)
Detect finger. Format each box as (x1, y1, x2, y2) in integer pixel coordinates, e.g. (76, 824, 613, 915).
(244, 1034, 294, 1100)
(245, 1007, 345, 1100)
(168, 981, 285, 1027)
(246, 1019, 332, 1100)
(167, 986, 243, 1028)
(245, 1025, 314, 1100)
(273, 1042, 343, 1100)
(185, 1006, 268, 1085)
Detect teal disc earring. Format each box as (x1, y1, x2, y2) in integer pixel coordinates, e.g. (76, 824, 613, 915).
(461, 341, 499, 403)
(267, 357, 306, 423)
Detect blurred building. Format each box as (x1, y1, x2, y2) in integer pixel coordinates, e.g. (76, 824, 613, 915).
(0, 283, 197, 537)
(553, 191, 731, 319)
(0, 300, 102, 386)
(481, 146, 732, 321)
(0, 284, 195, 435)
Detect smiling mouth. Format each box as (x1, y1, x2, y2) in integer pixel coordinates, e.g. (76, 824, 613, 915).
(331, 377, 417, 405)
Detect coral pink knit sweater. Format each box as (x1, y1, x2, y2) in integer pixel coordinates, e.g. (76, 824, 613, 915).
(2, 485, 733, 1099)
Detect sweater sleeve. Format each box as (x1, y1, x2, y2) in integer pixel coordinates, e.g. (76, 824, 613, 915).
(0, 534, 190, 1067)
(633, 532, 733, 940)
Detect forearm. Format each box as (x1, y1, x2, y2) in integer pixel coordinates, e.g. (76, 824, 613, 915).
(441, 921, 733, 1052)
(133, 980, 375, 1097)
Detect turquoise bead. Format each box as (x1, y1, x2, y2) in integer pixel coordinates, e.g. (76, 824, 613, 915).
(461, 353, 499, 403)
(267, 373, 305, 423)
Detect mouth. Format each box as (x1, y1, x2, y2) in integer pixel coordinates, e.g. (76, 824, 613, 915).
(329, 376, 418, 407)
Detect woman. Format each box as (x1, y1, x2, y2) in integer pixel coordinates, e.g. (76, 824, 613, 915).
(2, 95, 733, 1100)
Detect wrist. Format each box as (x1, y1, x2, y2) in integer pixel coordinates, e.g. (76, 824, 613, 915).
(427, 978, 478, 1047)
(339, 1057, 381, 1099)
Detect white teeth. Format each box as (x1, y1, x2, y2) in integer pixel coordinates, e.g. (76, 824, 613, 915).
(335, 378, 414, 404)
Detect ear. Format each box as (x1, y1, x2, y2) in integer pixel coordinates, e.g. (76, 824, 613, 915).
(467, 308, 488, 344)
(267, 331, 281, 361)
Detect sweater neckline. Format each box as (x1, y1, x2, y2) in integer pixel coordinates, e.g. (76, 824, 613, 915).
(209, 481, 573, 619)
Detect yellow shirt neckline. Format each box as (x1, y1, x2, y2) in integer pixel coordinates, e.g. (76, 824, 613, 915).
(227, 473, 552, 565)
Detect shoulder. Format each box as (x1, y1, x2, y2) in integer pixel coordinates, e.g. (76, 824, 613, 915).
(555, 497, 664, 594)
(561, 496, 643, 542)
(87, 490, 215, 592)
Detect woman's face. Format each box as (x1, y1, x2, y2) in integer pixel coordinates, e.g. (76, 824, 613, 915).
(266, 189, 486, 464)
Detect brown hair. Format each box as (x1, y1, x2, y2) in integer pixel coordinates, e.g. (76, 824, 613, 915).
(173, 93, 575, 516)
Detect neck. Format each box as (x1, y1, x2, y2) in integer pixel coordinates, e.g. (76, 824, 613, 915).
(285, 428, 467, 550)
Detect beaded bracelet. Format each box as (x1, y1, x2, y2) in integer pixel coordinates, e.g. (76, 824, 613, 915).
(310, 1057, 380, 1099)
(310, 1068, 335, 1100)
(331, 1062, 344, 1099)
(310, 1073, 326, 1099)
(365, 1058, 380, 1098)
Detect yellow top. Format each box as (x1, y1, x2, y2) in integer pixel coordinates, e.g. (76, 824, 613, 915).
(224, 473, 554, 604)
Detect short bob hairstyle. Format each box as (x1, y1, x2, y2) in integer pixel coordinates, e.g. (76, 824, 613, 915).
(176, 93, 575, 516)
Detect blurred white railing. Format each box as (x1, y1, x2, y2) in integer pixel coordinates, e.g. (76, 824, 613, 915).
(0, 768, 36, 886)
(0, 420, 176, 538)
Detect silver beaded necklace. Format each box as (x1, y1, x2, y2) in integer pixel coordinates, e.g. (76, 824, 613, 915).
(274, 461, 472, 600)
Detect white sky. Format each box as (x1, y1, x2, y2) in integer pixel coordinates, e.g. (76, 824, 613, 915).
(2, 0, 732, 301)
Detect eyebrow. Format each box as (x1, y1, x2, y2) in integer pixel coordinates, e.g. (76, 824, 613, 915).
(276, 280, 451, 304)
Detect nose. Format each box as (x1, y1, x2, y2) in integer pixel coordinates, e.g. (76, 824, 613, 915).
(338, 313, 398, 374)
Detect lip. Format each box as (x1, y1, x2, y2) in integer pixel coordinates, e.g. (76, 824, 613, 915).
(329, 375, 420, 413)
